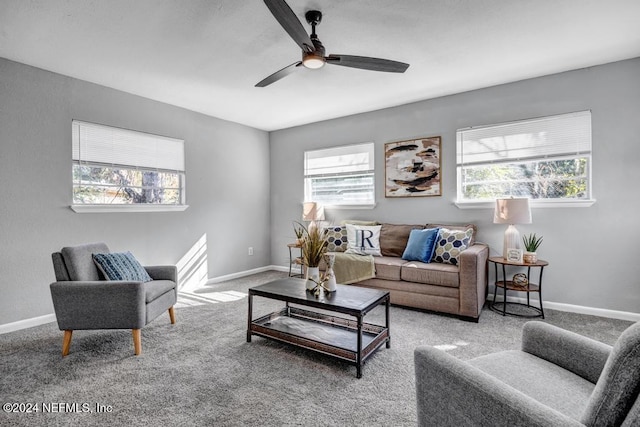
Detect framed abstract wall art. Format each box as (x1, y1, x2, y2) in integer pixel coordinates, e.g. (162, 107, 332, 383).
(384, 136, 442, 198)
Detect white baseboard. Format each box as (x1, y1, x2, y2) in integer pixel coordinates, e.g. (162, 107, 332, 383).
(270, 265, 290, 274)
(489, 293, 640, 322)
(207, 265, 285, 284)
(0, 313, 56, 334)
(4, 270, 638, 334)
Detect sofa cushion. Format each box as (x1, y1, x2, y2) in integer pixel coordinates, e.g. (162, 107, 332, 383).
(432, 228, 474, 265)
(345, 224, 382, 256)
(402, 228, 440, 263)
(470, 350, 595, 421)
(323, 226, 348, 252)
(380, 223, 425, 257)
(401, 261, 460, 288)
(143, 280, 176, 303)
(92, 252, 153, 283)
(61, 242, 110, 281)
(373, 256, 407, 281)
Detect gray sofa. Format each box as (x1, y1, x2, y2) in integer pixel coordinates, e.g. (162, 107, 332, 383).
(50, 242, 177, 356)
(330, 223, 489, 321)
(415, 321, 640, 426)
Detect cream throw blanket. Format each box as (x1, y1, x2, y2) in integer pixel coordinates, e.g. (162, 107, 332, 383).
(330, 252, 375, 285)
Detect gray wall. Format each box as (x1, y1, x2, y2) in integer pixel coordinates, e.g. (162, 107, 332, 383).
(0, 58, 271, 326)
(270, 58, 640, 314)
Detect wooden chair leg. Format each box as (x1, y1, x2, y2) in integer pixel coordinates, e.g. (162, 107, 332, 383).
(62, 330, 73, 357)
(132, 329, 142, 355)
(168, 306, 176, 324)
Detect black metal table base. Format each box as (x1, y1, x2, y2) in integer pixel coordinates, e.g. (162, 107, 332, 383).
(247, 279, 390, 378)
(490, 301, 544, 318)
(489, 258, 546, 319)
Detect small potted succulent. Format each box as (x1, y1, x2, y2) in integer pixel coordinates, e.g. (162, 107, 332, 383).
(522, 233, 543, 264)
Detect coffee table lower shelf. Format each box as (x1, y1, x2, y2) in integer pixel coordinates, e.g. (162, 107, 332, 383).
(250, 307, 389, 377)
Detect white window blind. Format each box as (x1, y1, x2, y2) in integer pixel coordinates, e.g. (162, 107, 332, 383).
(72, 120, 184, 172)
(304, 143, 374, 177)
(71, 120, 186, 209)
(456, 111, 592, 203)
(304, 143, 375, 206)
(457, 111, 591, 166)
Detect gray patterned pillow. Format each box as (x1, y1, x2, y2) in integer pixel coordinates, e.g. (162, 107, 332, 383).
(431, 228, 474, 265)
(323, 226, 348, 252)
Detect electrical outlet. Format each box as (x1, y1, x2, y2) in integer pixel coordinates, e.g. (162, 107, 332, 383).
(248, 247, 254, 256)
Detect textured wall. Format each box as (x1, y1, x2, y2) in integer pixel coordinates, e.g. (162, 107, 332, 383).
(0, 58, 270, 326)
(270, 58, 640, 314)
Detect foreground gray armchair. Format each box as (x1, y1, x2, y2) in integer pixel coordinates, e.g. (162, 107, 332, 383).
(415, 321, 640, 426)
(50, 243, 177, 356)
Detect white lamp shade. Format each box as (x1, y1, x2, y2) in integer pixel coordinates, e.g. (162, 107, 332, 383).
(493, 198, 532, 225)
(302, 202, 325, 222)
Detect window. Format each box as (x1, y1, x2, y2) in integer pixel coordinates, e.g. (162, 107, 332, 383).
(72, 120, 186, 211)
(456, 111, 592, 206)
(304, 143, 375, 207)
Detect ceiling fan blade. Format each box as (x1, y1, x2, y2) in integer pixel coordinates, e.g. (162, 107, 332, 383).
(255, 61, 302, 87)
(326, 55, 409, 73)
(263, 0, 314, 52)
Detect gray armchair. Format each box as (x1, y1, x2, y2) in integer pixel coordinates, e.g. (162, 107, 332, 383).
(50, 243, 177, 356)
(414, 321, 640, 426)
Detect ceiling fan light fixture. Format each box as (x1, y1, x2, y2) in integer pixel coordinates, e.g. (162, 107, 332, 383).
(302, 53, 325, 69)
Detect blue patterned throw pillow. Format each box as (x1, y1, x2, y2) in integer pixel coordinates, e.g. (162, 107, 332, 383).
(431, 228, 474, 265)
(323, 226, 348, 252)
(92, 252, 153, 282)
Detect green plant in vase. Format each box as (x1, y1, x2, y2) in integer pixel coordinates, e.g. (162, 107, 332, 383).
(522, 233, 543, 264)
(293, 222, 329, 292)
(293, 225, 304, 246)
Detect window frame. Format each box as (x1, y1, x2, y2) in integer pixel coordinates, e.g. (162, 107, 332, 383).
(455, 111, 595, 209)
(70, 120, 188, 213)
(303, 142, 376, 209)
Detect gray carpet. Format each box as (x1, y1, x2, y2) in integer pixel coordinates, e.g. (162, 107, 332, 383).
(0, 271, 632, 426)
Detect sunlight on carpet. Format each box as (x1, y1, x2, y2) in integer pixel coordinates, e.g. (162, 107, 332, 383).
(176, 290, 246, 307)
(434, 340, 470, 351)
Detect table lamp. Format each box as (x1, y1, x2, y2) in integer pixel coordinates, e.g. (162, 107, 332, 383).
(302, 202, 325, 232)
(493, 197, 531, 259)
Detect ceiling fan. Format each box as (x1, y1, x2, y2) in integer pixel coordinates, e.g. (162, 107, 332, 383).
(256, 0, 410, 87)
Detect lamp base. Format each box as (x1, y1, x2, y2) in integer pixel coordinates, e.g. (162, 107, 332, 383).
(503, 224, 521, 259)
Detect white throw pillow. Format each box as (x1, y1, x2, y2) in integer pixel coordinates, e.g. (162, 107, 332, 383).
(345, 224, 382, 256)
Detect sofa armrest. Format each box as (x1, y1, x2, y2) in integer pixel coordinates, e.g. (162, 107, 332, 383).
(414, 345, 584, 427)
(458, 243, 489, 319)
(50, 281, 146, 330)
(145, 265, 178, 282)
(522, 321, 611, 384)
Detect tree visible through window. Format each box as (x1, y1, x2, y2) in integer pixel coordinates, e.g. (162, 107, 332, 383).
(456, 111, 592, 203)
(72, 120, 185, 206)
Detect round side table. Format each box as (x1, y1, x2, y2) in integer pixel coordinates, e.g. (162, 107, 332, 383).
(488, 256, 548, 318)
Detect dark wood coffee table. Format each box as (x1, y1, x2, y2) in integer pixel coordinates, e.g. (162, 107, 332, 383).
(247, 278, 390, 378)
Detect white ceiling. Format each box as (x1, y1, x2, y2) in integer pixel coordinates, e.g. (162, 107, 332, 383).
(1, 0, 639, 131)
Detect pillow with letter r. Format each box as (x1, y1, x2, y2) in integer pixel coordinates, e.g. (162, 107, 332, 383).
(345, 224, 382, 256)
(402, 228, 440, 263)
(92, 252, 153, 282)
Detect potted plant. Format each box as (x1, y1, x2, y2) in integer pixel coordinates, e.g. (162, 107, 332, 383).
(293, 226, 304, 246)
(293, 222, 329, 291)
(522, 233, 543, 264)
